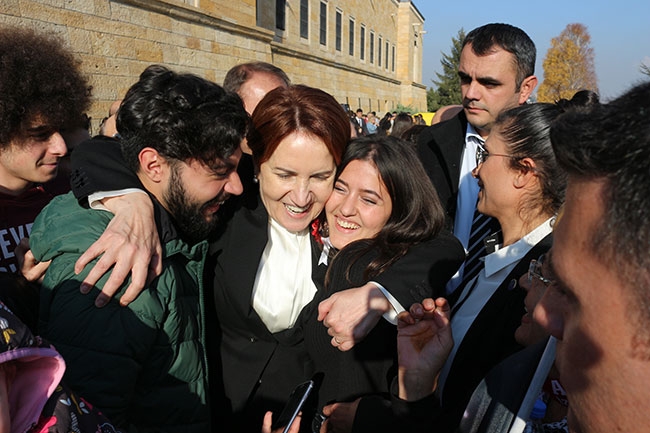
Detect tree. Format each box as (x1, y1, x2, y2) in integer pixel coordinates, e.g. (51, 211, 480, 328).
(537, 23, 598, 102)
(428, 28, 465, 111)
(641, 61, 650, 77)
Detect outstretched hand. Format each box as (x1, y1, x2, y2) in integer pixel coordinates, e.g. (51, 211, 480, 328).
(75, 193, 162, 307)
(396, 297, 453, 401)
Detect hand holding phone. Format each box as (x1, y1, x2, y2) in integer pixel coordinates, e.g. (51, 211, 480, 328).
(271, 380, 315, 433)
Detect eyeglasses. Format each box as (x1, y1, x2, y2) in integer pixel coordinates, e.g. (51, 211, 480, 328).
(528, 254, 554, 286)
(475, 143, 513, 166)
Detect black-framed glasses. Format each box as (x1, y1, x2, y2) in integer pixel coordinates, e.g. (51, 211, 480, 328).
(528, 254, 554, 286)
(475, 143, 513, 166)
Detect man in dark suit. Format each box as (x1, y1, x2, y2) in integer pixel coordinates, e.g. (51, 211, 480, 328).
(373, 23, 542, 433)
(354, 108, 369, 136)
(416, 23, 538, 293)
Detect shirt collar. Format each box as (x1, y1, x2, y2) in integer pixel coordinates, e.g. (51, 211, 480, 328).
(318, 236, 334, 265)
(465, 122, 485, 146)
(483, 217, 554, 278)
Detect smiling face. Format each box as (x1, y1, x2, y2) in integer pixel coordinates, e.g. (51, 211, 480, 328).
(326, 159, 393, 249)
(0, 119, 67, 195)
(257, 131, 336, 233)
(472, 127, 518, 221)
(459, 44, 534, 138)
(164, 149, 243, 242)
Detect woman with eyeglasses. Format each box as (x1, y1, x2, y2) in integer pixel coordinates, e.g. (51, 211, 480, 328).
(385, 102, 575, 433)
(386, 83, 598, 431)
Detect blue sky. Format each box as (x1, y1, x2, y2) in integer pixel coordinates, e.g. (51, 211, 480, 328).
(414, 0, 650, 101)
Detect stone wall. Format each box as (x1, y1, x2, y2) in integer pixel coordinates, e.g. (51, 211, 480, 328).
(0, 0, 426, 133)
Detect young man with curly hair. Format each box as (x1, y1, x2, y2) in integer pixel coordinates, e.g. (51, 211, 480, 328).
(30, 64, 249, 432)
(0, 26, 91, 273)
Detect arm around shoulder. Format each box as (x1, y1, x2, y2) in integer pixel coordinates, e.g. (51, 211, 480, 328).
(71, 136, 143, 204)
(372, 232, 464, 306)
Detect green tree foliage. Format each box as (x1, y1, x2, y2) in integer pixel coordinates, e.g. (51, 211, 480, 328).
(427, 28, 465, 111)
(396, 103, 418, 114)
(537, 23, 598, 102)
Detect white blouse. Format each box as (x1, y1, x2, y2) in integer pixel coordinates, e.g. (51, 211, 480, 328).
(251, 218, 317, 333)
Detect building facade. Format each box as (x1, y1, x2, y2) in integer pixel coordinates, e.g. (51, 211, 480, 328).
(0, 0, 426, 132)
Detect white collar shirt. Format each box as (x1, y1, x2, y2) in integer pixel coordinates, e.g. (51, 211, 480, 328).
(445, 123, 484, 293)
(437, 217, 554, 398)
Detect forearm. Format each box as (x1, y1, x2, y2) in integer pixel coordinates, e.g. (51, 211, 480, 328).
(389, 378, 441, 433)
(398, 367, 438, 401)
(373, 234, 464, 307)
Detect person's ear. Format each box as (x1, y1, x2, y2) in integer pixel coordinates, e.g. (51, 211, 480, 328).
(513, 157, 537, 189)
(138, 147, 166, 183)
(518, 75, 538, 104)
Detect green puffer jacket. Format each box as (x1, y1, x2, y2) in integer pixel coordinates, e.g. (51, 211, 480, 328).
(31, 192, 211, 433)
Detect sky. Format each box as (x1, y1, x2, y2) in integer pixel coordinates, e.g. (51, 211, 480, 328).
(413, 0, 650, 101)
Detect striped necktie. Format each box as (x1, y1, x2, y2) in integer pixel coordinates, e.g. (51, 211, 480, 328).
(459, 203, 496, 289)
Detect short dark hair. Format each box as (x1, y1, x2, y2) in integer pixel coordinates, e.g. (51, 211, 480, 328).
(463, 23, 536, 89)
(222, 61, 290, 94)
(550, 81, 650, 336)
(0, 26, 91, 147)
(118, 65, 248, 172)
(247, 85, 350, 168)
(328, 135, 445, 279)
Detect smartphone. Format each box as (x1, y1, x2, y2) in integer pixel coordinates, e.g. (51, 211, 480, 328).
(271, 379, 315, 433)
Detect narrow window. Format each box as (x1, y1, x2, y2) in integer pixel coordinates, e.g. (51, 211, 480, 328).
(349, 19, 354, 56)
(300, 0, 308, 39)
(378, 36, 382, 66)
(369, 32, 374, 64)
(319, 2, 327, 46)
(360, 26, 365, 60)
(275, 0, 286, 30)
(335, 10, 342, 51)
(385, 41, 389, 69)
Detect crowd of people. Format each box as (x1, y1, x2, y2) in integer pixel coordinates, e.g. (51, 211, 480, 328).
(0, 19, 649, 433)
(347, 108, 429, 140)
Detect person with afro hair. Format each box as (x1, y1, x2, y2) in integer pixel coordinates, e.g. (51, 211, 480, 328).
(0, 26, 91, 275)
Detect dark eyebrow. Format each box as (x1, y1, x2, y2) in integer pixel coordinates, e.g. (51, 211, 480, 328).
(207, 159, 236, 174)
(336, 178, 383, 200)
(457, 70, 502, 87)
(26, 124, 55, 134)
(476, 76, 502, 87)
